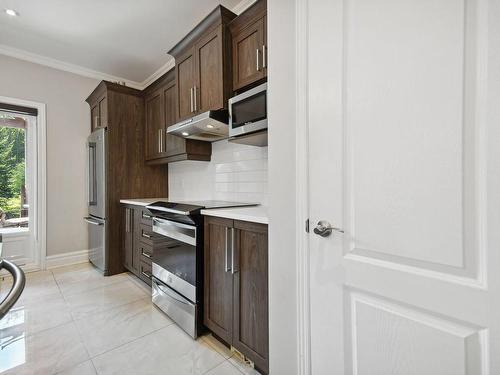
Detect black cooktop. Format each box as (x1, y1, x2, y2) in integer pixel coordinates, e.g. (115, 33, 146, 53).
(146, 200, 257, 216)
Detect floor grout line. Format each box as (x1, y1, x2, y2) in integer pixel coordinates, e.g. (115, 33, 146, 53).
(87, 324, 173, 361)
(2, 266, 258, 375)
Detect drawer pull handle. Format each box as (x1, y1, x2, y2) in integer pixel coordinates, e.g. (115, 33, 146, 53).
(142, 213, 152, 219)
(141, 250, 152, 259)
(142, 232, 152, 239)
(141, 270, 152, 279)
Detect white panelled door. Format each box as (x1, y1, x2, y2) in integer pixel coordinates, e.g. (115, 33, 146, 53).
(307, 0, 499, 374)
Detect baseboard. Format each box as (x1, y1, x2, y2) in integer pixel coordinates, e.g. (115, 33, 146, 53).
(45, 249, 90, 269)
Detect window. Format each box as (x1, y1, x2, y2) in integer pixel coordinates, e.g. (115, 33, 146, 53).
(0, 111, 28, 230)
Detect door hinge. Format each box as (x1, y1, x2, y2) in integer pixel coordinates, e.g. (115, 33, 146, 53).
(305, 218, 310, 233)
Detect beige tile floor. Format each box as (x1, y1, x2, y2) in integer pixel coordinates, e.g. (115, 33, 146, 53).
(0, 263, 261, 375)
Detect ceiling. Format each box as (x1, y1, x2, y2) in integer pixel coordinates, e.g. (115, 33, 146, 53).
(0, 0, 245, 86)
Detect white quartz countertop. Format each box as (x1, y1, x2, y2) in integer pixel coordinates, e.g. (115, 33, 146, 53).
(119, 198, 168, 206)
(201, 206, 268, 225)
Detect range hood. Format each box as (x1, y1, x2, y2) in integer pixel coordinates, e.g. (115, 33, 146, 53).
(166, 110, 229, 142)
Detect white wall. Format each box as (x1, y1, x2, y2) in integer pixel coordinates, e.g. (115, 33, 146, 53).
(168, 140, 268, 204)
(268, 0, 299, 373)
(0, 54, 99, 256)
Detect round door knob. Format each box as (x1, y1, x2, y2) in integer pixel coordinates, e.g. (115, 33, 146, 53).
(313, 220, 344, 237)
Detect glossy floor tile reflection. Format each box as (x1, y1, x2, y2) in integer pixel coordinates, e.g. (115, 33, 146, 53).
(0, 263, 260, 375)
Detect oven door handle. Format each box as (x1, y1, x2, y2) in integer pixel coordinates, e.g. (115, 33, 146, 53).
(152, 217, 196, 231)
(152, 217, 197, 246)
(155, 281, 194, 307)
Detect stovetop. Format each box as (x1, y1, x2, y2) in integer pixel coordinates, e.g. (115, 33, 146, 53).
(146, 200, 257, 216)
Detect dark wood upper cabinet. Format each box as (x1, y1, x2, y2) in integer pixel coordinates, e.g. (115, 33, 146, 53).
(163, 83, 186, 158)
(230, 0, 267, 91)
(203, 216, 269, 374)
(144, 70, 212, 165)
(195, 26, 226, 113)
(90, 92, 108, 131)
(169, 6, 236, 119)
(176, 49, 197, 121)
(145, 88, 164, 160)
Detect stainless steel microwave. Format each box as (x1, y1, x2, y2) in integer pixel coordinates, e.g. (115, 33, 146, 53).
(229, 82, 267, 137)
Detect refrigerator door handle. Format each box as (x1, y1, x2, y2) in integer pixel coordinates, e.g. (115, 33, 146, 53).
(84, 217, 104, 226)
(88, 142, 97, 206)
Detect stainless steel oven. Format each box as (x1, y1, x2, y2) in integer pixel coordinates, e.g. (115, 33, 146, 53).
(146, 200, 258, 339)
(229, 82, 267, 137)
(151, 216, 201, 338)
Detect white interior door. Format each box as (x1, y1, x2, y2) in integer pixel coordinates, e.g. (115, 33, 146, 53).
(307, 0, 499, 373)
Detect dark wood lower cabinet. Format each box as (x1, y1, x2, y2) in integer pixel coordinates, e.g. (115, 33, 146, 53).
(204, 217, 234, 343)
(123, 207, 134, 271)
(122, 204, 162, 286)
(232, 220, 268, 373)
(204, 216, 269, 374)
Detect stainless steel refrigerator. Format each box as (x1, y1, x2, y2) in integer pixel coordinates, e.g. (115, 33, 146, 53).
(85, 128, 107, 273)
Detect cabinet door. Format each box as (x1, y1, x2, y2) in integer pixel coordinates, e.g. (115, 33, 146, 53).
(194, 27, 224, 113)
(123, 207, 134, 271)
(232, 220, 269, 373)
(90, 103, 99, 132)
(98, 95, 108, 128)
(232, 18, 265, 91)
(132, 208, 143, 274)
(163, 83, 186, 157)
(204, 217, 234, 343)
(176, 48, 196, 121)
(145, 88, 164, 160)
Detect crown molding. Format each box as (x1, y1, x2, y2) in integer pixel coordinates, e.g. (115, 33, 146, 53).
(0, 0, 260, 90)
(140, 58, 176, 89)
(0, 43, 143, 89)
(232, 0, 258, 15)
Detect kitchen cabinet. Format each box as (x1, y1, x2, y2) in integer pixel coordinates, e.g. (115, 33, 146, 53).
(169, 6, 235, 121)
(86, 81, 168, 276)
(176, 49, 197, 121)
(89, 92, 108, 131)
(204, 217, 269, 374)
(229, 0, 267, 92)
(145, 87, 164, 160)
(144, 70, 212, 164)
(123, 207, 134, 271)
(123, 205, 145, 279)
(122, 204, 173, 286)
(204, 217, 234, 343)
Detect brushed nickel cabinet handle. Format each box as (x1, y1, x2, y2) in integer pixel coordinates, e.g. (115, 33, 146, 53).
(193, 86, 197, 112)
(230, 228, 238, 274)
(141, 270, 152, 279)
(142, 232, 152, 239)
(141, 250, 152, 259)
(225, 227, 231, 272)
(256, 49, 260, 71)
(262, 45, 267, 68)
(158, 129, 162, 153)
(190, 88, 194, 113)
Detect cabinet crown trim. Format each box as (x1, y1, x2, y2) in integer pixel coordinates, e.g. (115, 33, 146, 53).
(168, 5, 236, 59)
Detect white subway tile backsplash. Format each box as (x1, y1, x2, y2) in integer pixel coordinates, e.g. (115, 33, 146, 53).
(168, 140, 268, 205)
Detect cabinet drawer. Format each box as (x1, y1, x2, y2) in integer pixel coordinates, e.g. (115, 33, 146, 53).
(139, 243, 153, 263)
(139, 224, 159, 246)
(139, 261, 152, 286)
(140, 210, 154, 226)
